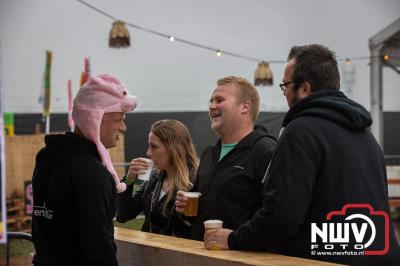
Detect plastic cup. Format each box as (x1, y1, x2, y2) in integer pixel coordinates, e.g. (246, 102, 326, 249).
(137, 159, 154, 181)
(204, 219, 223, 230)
(183, 192, 201, 216)
(204, 219, 223, 250)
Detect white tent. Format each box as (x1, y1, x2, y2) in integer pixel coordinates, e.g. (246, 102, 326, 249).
(369, 18, 400, 150)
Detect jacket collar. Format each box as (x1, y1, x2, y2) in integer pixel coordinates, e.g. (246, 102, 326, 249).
(211, 129, 267, 153)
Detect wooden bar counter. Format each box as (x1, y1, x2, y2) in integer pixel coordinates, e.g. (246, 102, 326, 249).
(115, 227, 341, 266)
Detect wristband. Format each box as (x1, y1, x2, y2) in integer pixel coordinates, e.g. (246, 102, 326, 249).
(122, 175, 134, 186)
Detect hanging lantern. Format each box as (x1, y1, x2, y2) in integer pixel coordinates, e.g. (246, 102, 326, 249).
(254, 61, 273, 86)
(109, 21, 130, 48)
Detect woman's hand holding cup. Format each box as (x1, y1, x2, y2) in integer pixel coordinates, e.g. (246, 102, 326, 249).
(175, 191, 188, 213)
(127, 157, 152, 182)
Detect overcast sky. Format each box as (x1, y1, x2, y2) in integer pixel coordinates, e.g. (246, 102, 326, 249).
(1, 0, 399, 113)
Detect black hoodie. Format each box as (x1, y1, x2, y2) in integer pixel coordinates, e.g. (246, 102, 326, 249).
(190, 127, 276, 240)
(32, 132, 118, 266)
(228, 89, 400, 265)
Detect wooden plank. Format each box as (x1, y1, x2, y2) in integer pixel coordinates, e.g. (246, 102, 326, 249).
(389, 198, 400, 207)
(5, 135, 44, 198)
(388, 179, 400, 184)
(114, 228, 342, 266)
(6, 218, 16, 224)
(5, 134, 125, 198)
(7, 206, 23, 212)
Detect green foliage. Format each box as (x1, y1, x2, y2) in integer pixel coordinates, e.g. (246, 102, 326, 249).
(114, 217, 144, 230)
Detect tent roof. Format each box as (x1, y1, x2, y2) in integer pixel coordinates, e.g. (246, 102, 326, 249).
(369, 17, 400, 49)
(369, 18, 400, 67)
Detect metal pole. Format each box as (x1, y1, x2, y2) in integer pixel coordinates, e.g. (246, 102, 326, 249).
(45, 115, 50, 134)
(370, 44, 384, 150)
(6, 238, 10, 266)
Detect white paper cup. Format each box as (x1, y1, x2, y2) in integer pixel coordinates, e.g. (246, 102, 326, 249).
(137, 159, 154, 181)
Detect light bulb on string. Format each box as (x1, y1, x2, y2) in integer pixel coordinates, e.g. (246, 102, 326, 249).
(77, 1, 377, 67)
(383, 54, 389, 61)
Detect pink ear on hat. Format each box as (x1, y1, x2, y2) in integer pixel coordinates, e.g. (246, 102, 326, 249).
(72, 74, 137, 193)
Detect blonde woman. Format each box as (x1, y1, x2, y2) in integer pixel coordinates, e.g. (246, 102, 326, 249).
(117, 119, 199, 238)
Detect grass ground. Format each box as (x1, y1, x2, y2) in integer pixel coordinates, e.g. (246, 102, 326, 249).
(114, 217, 144, 231)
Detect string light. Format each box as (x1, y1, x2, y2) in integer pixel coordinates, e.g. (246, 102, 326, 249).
(76, 0, 390, 87)
(109, 20, 130, 48)
(383, 54, 389, 61)
(76, 0, 283, 64)
(77, 0, 380, 66)
(255, 61, 273, 86)
(382, 55, 400, 74)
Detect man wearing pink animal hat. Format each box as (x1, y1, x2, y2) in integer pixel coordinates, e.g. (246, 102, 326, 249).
(32, 74, 137, 265)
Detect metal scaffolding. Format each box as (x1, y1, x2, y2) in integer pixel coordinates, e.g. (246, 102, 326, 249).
(369, 18, 400, 151)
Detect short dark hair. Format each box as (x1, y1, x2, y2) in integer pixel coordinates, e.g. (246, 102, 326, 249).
(287, 44, 340, 91)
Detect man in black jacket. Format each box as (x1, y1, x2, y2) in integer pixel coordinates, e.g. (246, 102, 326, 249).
(175, 76, 276, 240)
(32, 74, 137, 266)
(204, 45, 400, 265)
